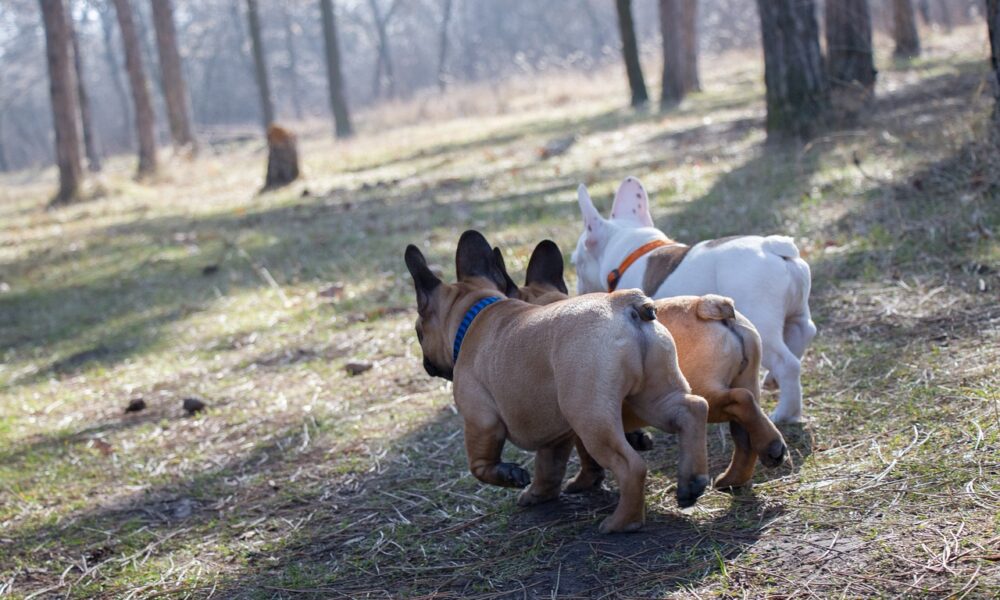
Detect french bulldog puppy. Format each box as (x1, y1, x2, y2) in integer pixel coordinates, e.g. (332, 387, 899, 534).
(572, 177, 816, 423)
(497, 239, 787, 489)
(404, 230, 710, 533)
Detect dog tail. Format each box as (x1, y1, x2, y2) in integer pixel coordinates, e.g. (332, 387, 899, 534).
(761, 235, 800, 260)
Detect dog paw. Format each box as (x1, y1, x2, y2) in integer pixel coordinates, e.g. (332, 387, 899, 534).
(564, 470, 605, 493)
(598, 516, 644, 534)
(625, 430, 654, 452)
(713, 472, 751, 491)
(676, 474, 710, 508)
(496, 463, 531, 488)
(768, 410, 804, 424)
(517, 487, 560, 506)
(760, 439, 787, 468)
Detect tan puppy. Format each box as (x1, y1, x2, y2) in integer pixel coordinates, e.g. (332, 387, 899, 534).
(498, 240, 787, 489)
(405, 231, 710, 533)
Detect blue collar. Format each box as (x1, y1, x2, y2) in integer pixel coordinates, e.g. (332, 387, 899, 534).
(453, 296, 502, 363)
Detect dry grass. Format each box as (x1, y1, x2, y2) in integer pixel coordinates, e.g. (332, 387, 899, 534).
(1, 25, 998, 599)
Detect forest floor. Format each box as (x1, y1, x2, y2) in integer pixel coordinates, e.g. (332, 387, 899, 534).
(2, 26, 999, 599)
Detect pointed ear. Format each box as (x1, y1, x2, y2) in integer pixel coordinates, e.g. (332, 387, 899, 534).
(455, 230, 507, 292)
(610, 176, 654, 227)
(526, 240, 568, 294)
(404, 244, 441, 314)
(492, 247, 521, 298)
(577, 184, 606, 250)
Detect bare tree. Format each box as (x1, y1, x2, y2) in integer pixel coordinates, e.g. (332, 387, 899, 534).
(98, 0, 133, 145)
(39, 0, 83, 204)
(615, 0, 648, 107)
(756, 0, 828, 141)
(112, 0, 157, 177)
(68, 10, 102, 172)
(680, 0, 700, 92)
(320, 0, 353, 138)
(989, 0, 999, 123)
(659, 0, 685, 108)
(151, 0, 196, 149)
(245, 0, 275, 129)
(892, 0, 921, 59)
(436, 0, 454, 91)
(281, 4, 304, 120)
(826, 0, 876, 120)
(368, 0, 399, 99)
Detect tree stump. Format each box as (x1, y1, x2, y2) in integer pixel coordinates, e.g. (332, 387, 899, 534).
(264, 124, 299, 190)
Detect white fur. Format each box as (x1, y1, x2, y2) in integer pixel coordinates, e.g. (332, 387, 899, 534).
(572, 178, 816, 423)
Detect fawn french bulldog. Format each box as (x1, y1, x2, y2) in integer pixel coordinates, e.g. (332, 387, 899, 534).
(572, 177, 816, 423)
(496, 239, 787, 489)
(405, 230, 710, 533)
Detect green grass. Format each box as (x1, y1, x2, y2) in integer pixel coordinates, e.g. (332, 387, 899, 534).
(1, 27, 999, 598)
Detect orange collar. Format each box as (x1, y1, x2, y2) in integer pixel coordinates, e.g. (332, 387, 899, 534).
(606, 239, 672, 292)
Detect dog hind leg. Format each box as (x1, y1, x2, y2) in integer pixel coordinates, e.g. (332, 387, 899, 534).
(564, 436, 606, 493)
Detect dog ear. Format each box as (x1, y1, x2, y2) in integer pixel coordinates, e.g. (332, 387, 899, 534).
(455, 230, 508, 292)
(404, 245, 442, 314)
(492, 247, 521, 298)
(610, 176, 654, 227)
(695, 294, 736, 321)
(577, 184, 606, 251)
(526, 240, 568, 294)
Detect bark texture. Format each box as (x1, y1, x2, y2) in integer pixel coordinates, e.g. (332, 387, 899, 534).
(112, 0, 158, 177)
(659, 0, 685, 108)
(989, 0, 1000, 123)
(69, 13, 102, 172)
(892, 0, 921, 58)
(826, 0, 877, 120)
(151, 0, 196, 149)
(756, 0, 828, 141)
(680, 0, 700, 92)
(245, 0, 275, 129)
(320, 0, 354, 138)
(39, 0, 83, 204)
(615, 0, 648, 107)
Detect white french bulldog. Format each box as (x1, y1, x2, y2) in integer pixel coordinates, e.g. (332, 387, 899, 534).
(572, 177, 816, 423)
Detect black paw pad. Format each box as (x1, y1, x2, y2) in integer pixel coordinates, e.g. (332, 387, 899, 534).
(497, 463, 531, 488)
(676, 474, 710, 508)
(625, 430, 654, 452)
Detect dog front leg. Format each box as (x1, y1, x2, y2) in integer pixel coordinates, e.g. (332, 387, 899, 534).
(518, 438, 573, 506)
(463, 415, 531, 489)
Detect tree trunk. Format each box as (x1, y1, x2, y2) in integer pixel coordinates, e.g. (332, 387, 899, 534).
(659, 0, 685, 108)
(68, 12, 102, 172)
(281, 5, 304, 120)
(98, 1, 133, 146)
(245, 0, 275, 129)
(263, 125, 299, 190)
(436, 0, 454, 92)
(756, 0, 828, 141)
(615, 0, 648, 107)
(988, 0, 999, 123)
(680, 0, 700, 92)
(916, 0, 931, 24)
(320, 0, 354, 138)
(112, 0, 157, 177)
(151, 0, 196, 149)
(936, 0, 952, 32)
(892, 0, 921, 58)
(826, 0, 876, 120)
(39, 0, 83, 204)
(368, 0, 397, 99)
